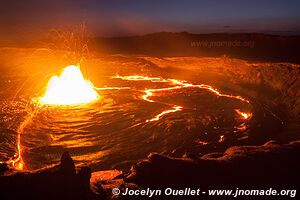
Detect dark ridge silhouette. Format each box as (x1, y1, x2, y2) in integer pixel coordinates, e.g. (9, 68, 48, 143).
(93, 32, 300, 63)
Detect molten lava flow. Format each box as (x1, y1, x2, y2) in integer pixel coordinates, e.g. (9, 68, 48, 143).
(6, 110, 37, 170)
(146, 106, 183, 122)
(218, 135, 225, 142)
(40, 65, 98, 105)
(112, 75, 251, 122)
(10, 134, 24, 170)
(112, 75, 167, 82)
(235, 109, 252, 120)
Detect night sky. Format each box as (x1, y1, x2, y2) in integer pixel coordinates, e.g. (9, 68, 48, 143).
(1, 0, 300, 40)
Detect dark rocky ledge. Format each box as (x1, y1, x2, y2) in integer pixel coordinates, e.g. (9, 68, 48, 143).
(124, 140, 300, 189)
(0, 152, 94, 200)
(1, 140, 299, 200)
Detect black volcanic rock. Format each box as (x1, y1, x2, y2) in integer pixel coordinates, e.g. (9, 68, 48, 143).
(0, 152, 94, 200)
(124, 140, 300, 189)
(60, 151, 76, 175)
(0, 163, 8, 175)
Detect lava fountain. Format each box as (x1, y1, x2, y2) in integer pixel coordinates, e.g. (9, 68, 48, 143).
(40, 65, 99, 105)
(7, 65, 99, 170)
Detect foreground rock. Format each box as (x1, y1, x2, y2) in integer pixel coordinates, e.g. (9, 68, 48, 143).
(0, 152, 94, 200)
(124, 140, 300, 189)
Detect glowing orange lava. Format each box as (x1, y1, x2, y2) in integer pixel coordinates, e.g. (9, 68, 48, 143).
(7, 74, 252, 171)
(8, 66, 99, 170)
(7, 110, 36, 170)
(218, 135, 225, 142)
(40, 65, 99, 105)
(112, 75, 167, 82)
(112, 75, 251, 122)
(235, 109, 252, 120)
(146, 106, 183, 122)
(10, 134, 24, 170)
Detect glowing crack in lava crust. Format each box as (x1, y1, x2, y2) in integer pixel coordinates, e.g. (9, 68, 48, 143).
(112, 75, 251, 122)
(40, 65, 99, 105)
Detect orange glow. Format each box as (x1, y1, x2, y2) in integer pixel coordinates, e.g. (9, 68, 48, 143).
(146, 106, 183, 122)
(112, 75, 251, 123)
(113, 75, 249, 103)
(142, 90, 154, 102)
(195, 139, 209, 145)
(91, 170, 122, 182)
(235, 109, 252, 120)
(235, 123, 248, 132)
(5, 74, 252, 171)
(218, 135, 225, 142)
(112, 75, 167, 82)
(10, 134, 24, 170)
(7, 110, 36, 170)
(7, 66, 99, 170)
(40, 65, 99, 105)
(15, 161, 24, 170)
